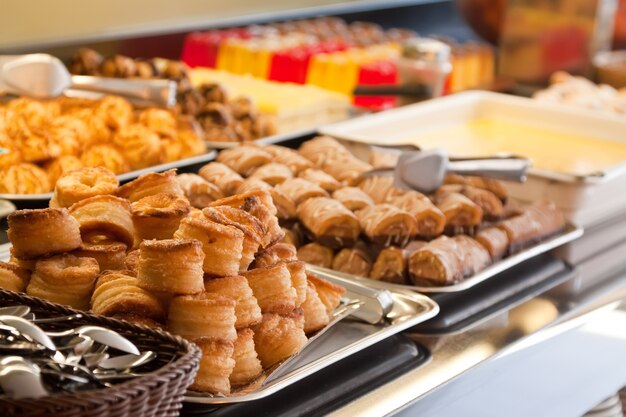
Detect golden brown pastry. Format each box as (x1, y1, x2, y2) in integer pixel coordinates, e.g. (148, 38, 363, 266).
(320, 155, 373, 186)
(53, 167, 119, 208)
(297, 197, 360, 248)
(8, 208, 82, 259)
(124, 249, 140, 275)
(286, 260, 307, 307)
(235, 177, 272, 194)
(72, 241, 127, 272)
(8, 250, 37, 273)
(242, 263, 298, 314)
(0, 163, 51, 194)
(275, 178, 329, 205)
(265, 145, 313, 173)
(91, 271, 164, 319)
(44, 155, 83, 185)
(80, 144, 129, 175)
(357, 175, 403, 204)
(205, 275, 262, 329)
(173, 216, 244, 277)
(137, 239, 205, 294)
(69, 195, 135, 247)
(18, 132, 61, 163)
(437, 184, 504, 220)
(298, 136, 351, 165)
(370, 247, 406, 284)
(168, 292, 237, 341)
(251, 243, 298, 269)
(26, 254, 99, 310)
(138, 108, 177, 137)
(391, 191, 446, 239)
(306, 274, 345, 317)
(95, 95, 133, 130)
(252, 313, 308, 368)
(475, 227, 509, 261)
(436, 192, 483, 229)
(301, 280, 331, 334)
(112, 123, 163, 170)
(280, 227, 302, 248)
(0, 145, 22, 172)
(176, 173, 224, 208)
(297, 243, 334, 268)
(0, 261, 30, 292)
(444, 174, 508, 202)
(216, 145, 272, 176)
(332, 246, 372, 277)
(298, 168, 341, 192)
(198, 162, 244, 196)
(250, 163, 293, 185)
(230, 329, 263, 387)
(356, 204, 417, 246)
(202, 206, 263, 272)
(131, 193, 191, 241)
(175, 129, 207, 159)
(497, 202, 565, 252)
(332, 187, 374, 211)
(234, 179, 297, 222)
(191, 338, 236, 395)
(116, 169, 183, 202)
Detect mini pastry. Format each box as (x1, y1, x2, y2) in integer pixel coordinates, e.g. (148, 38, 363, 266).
(8, 250, 37, 273)
(0, 163, 51, 194)
(301, 280, 330, 334)
(275, 178, 328, 205)
(235, 179, 297, 221)
(331, 246, 373, 277)
(124, 249, 140, 275)
(168, 292, 237, 341)
(280, 227, 302, 248)
(306, 274, 345, 317)
(444, 174, 508, 202)
(198, 162, 244, 196)
(216, 145, 272, 176)
(332, 187, 374, 211)
(298, 136, 351, 165)
(27, 254, 99, 310)
(475, 227, 509, 261)
(297, 243, 334, 268)
(242, 263, 298, 315)
(131, 193, 191, 241)
(18, 132, 60, 163)
(235, 177, 272, 194)
(174, 216, 244, 277)
(72, 241, 127, 272)
(44, 155, 83, 185)
(297, 197, 360, 248)
(176, 173, 224, 208)
(370, 247, 406, 284)
(320, 155, 373, 186)
(0, 261, 30, 292)
(250, 163, 293, 185)
(251, 243, 298, 269)
(205, 275, 262, 329)
(356, 204, 417, 246)
(116, 169, 184, 202)
(91, 271, 164, 319)
(286, 260, 307, 307)
(230, 329, 263, 387)
(497, 202, 565, 252)
(436, 185, 504, 220)
(391, 191, 446, 238)
(137, 239, 205, 294)
(357, 175, 403, 204)
(69, 195, 135, 247)
(8, 208, 82, 259)
(113, 123, 163, 170)
(54, 167, 119, 208)
(298, 168, 341, 192)
(80, 144, 129, 175)
(190, 338, 236, 395)
(252, 313, 308, 368)
(95, 95, 133, 130)
(265, 145, 313, 173)
(138, 108, 177, 137)
(435, 192, 483, 229)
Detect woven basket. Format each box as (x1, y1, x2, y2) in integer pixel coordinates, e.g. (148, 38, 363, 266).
(0, 289, 201, 417)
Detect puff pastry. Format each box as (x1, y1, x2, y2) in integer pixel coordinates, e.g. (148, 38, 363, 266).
(230, 328, 263, 387)
(53, 166, 119, 208)
(216, 145, 272, 176)
(297, 197, 361, 248)
(391, 191, 446, 238)
(242, 263, 298, 315)
(369, 247, 406, 284)
(176, 173, 224, 208)
(298, 136, 351, 166)
(72, 241, 127, 272)
(286, 260, 307, 307)
(250, 163, 293, 185)
(252, 313, 308, 369)
(0, 261, 30, 292)
(306, 274, 345, 317)
(251, 243, 298, 269)
(168, 293, 237, 342)
(190, 338, 236, 395)
(297, 243, 334, 268)
(116, 169, 184, 202)
(198, 162, 244, 196)
(69, 195, 135, 247)
(205, 275, 262, 329)
(131, 193, 191, 241)
(332, 187, 374, 211)
(91, 271, 164, 319)
(301, 280, 330, 334)
(275, 178, 329, 205)
(264, 145, 313, 173)
(298, 168, 341, 192)
(44, 155, 83, 185)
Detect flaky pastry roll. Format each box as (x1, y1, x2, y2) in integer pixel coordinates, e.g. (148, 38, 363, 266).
(91, 271, 164, 320)
(332, 187, 374, 211)
(357, 175, 403, 204)
(168, 293, 237, 342)
(116, 169, 184, 202)
(72, 241, 127, 272)
(297, 243, 334, 268)
(69, 195, 135, 247)
(176, 173, 224, 209)
(230, 328, 263, 387)
(320, 155, 373, 186)
(297, 197, 361, 248)
(444, 174, 508, 202)
(298, 168, 341, 193)
(265, 145, 314, 173)
(131, 193, 191, 241)
(435, 192, 483, 229)
(437, 184, 504, 220)
(190, 338, 236, 395)
(251, 243, 298, 269)
(275, 178, 329, 205)
(370, 247, 406, 284)
(252, 313, 308, 369)
(235, 179, 297, 221)
(250, 163, 293, 185)
(198, 162, 244, 196)
(242, 263, 298, 315)
(301, 280, 330, 334)
(306, 274, 345, 317)
(331, 246, 373, 277)
(286, 261, 307, 307)
(391, 191, 446, 238)
(476, 227, 509, 261)
(497, 202, 565, 252)
(298, 136, 351, 166)
(356, 204, 417, 246)
(216, 145, 273, 177)
(205, 275, 262, 329)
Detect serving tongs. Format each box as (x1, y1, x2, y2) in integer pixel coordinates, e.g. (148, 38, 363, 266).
(0, 53, 176, 107)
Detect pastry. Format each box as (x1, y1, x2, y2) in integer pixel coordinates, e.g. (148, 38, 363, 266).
(435, 192, 483, 229)
(280, 227, 302, 248)
(319, 155, 373, 186)
(131, 193, 191, 241)
(95, 95, 133, 130)
(8, 208, 82, 259)
(205, 275, 262, 329)
(444, 174, 508, 202)
(44, 155, 83, 185)
(91, 271, 164, 320)
(174, 216, 244, 277)
(497, 202, 565, 252)
(331, 246, 373, 277)
(298, 136, 351, 165)
(475, 227, 509, 261)
(285, 260, 307, 306)
(112, 314, 163, 329)
(250, 163, 293, 185)
(100, 55, 137, 78)
(124, 249, 140, 275)
(0, 163, 51, 194)
(53, 167, 119, 208)
(69, 195, 135, 247)
(297, 197, 361, 248)
(370, 247, 406, 284)
(235, 179, 297, 222)
(235, 178, 272, 194)
(252, 313, 308, 368)
(301, 280, 330, 334)
(26, 254, 99, 310)
(112, 123, 163, 170)
(199, 162, 244, 196)
(0, 261, 30, 292)
(297, 243, 334, 268)
(390, 191, 446, 238)
(168, 292, 237, 341)
(116, 169, 184, 202)
(8, 250, 37, 273)
(251, 243, 298, 269)
(190, 338, 236, 395)
(357, 175, 403, 204)
(242, 263, 298, 315)
(80, 144, 129, 175)
(264, 145, 313, 173)
(436, 184, 504, 220)
(230, 329, 263, 387)
(332, 187, 374, 211)
(137, 239, 205, 294)
(275, 178, 329, 205)
(298, 168, 341, 192)
(176, 173, 224, 208)
(138, 108, 177, 137)
(72, 241, 127, 272)
(216, 145, 272, 176)
(306, 274, 345, 317)
(369, 150, 399, 169)
(356, 204, 417, 246)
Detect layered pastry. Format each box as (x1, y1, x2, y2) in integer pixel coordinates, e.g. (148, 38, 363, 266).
(252, 313, 308, 369)
(176, 173, 224, 208)
(72, 241, 127, 271)
(250, 163, 293, 185)
(331, 245, 373, 277)
(319, 155, 373, 186)
(251, 243, 298, 269)
(230, 329, 263, 387)
(356, 204, 417, 246)
(390, 191, 446, 239)
(0, 261, 31, 293)
(242, 263, 298, 314)
(53, 166, 119, 208)
(167, 292, 237, 341)
(69, 195, 135, 247)
(285, 260, 308, 306)
(301, 280, 331, 334)
(497, 202, 565, 252)
(298, 168, 341, 192)
(264, 145, 313, 174)
(116, 170, 184, 203)
(276, 178, 329, 205)
(44, 155, 83, 185)
(306, 274, 345, 317)
(199, 162, 244, 196)
(437, 184, 504, 220)
(131, 193, 191, 241)
(216, 145, 273, 176)
(204, 275, 262, 329)
(357, 175, 403, 204)
(369, 247, 406, 284)
(475, 227, 509, 261)
(435, 192, 483, 229)
(297, 243, 334, 268)
(297, 197, 361, 248)
(298, 136, 352, 166)
(80, 145, 129, 174)
(444, 174, 508, 202)
(332, 187, 374, 211)
(191, 338, 236, 395)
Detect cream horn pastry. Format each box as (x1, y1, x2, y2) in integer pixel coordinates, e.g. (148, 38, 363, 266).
(297, 197, 361, 248)
(242, 263, 298, 315)
(205, 275, 262, 329)
(306, 274, 345, 317)
(301, 280, 331, 334)
(332, 187, 374, 211)
(69, 195, 135, 248)
(198, 162, 244, 196)
(176, 173, 224, 209)
(356, 204, 417, 246)
(391, 191, 446, 238)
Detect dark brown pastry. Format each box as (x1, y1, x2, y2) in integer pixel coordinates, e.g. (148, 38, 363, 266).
(435, 192, 483, 229)
(69, 48, 103, 75)
(437, 184, 504, 220)
(444, 174, 508, 202)
(497, 202, 565, 252)
(475, 227, 509, 260)
(331, 244, 373, 277)
(100, 55, 137, 78)
(391, 191, 446, 238)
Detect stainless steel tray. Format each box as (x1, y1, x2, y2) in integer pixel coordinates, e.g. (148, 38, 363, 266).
(307, 224, 583, 294)
(0, 150, 217, 203)
(183, 273, 438, 405)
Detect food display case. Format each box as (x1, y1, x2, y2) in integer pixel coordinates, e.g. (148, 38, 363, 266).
(1, 1, 626, 416)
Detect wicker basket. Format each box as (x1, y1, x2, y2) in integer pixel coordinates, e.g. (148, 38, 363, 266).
(0, 289, 201, 417)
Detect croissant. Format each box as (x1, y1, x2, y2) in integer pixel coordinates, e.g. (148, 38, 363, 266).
(475, 227, 509, 261)
(297, 243, 334, 268)
(252, 313, 308, 369)
(297, 197, 361, 248)
(298, 168, 341, 192)
(435, 192, 483, 230)
(391, 191, 445, 238)
(242, 263, 298, 315)
(356, 204, 417, 246)
(497, 202, 565, 252)
(250, 163, 293, 185)
(369, 247, 406, 284)
(332, 187, 374, 211)
(205, 275, 262, 329)
(275, 178, 328, 205)
(216, 145, 273, 176)
(230, 328, 263, 387)
(198, 162, 244, 196)
(331, 245, 373, 277)
(437, 185, 504, 220)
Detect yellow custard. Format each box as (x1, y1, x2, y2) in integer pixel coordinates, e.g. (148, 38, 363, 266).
(405, 118, 626, 176)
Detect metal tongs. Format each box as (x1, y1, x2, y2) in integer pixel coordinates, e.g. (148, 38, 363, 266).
(0, 53, 176, 107)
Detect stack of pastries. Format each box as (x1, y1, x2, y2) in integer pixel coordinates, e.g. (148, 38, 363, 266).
(0, 166, 345, 396)
(194, 137, 565, 287)
(0, 95, 205, 194)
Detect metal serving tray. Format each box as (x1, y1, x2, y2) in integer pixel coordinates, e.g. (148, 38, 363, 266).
(0, 150, 217, 203)
(306, 224, 583, 294)
(183, 273, 438, 405)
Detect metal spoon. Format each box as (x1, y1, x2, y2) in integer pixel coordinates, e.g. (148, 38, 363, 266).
(47, 326, 139, 355)
(0, 357, 48, 399)
(0, 305, 30, 317)
(98, 351, 156, 371)
(0, 315, 56, 350)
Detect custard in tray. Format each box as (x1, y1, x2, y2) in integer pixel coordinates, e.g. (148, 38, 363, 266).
(405, 118, 626, 176)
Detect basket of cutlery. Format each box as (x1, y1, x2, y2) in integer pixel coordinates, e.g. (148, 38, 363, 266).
(0, 289, 201, 417)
